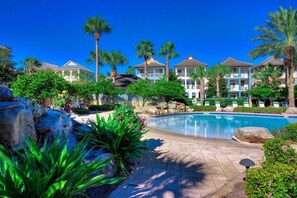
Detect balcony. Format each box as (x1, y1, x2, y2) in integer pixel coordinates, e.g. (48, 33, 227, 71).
(177, 73, 186, 77)
(228, 73, 249, 78)
(229, 86, 248, 91)
(183, 85, 198, 90)
(137, 73, 164, 78)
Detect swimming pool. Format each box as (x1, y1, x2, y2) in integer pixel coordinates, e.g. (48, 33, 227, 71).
(146, 113, 297, 139)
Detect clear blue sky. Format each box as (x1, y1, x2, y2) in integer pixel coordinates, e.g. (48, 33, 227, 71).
(0, 0, 296, 75)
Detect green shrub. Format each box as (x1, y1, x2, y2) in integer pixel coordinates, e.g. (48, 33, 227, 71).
(190, 105, 216, 111)
(77, 105, 149, 176)
(233, 107, 287, 114)
(263, 138, 297, 166)
(72, 108, 90, 115)
(204, 98, 246, 107)
(279, 123, 297, 143)
(245, 163, 297, 198)
(0, 137, 120, 197)
(88, 104, 119, 111)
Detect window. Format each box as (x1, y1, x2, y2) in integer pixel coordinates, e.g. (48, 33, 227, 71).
(232, 68, 237, 73)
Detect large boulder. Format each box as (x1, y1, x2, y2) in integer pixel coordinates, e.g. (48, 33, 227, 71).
(285, 107, 297, 114)
(216, 107, 223, 112)
(143, 105, 159, 115)
(235, 127, 274, 143)
(223, 106, 234, 112)
(35, 109, 72, 141)
(32, 107, 47, 120)
(159, 102, 168, 109)
(0, 101, 37, 149)
(168, 103, 177, 109)
(0, 86, 12, 97)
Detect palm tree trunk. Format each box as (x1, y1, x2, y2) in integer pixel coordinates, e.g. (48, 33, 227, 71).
(95, 39, 99, 82)
(111, 66, 117, 83)
(288, 61, 295, 107)
(216, 75, 220, 97)
(144, 58, 148, 78)
(166, 56, 169, 81)
(200, 78, 205, 104)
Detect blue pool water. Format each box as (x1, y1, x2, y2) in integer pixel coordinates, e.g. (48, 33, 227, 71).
(146, 113, 297, 139)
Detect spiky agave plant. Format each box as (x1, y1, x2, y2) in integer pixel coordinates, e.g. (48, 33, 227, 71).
(0, 136, 121, 197)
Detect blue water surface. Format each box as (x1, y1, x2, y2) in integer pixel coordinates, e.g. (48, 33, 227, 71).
(146, 113, 297, 139)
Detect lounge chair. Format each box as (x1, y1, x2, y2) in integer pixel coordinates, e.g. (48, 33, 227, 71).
(205, 101, 210, 106)
(215, 101, 220, 108)
(273, 102, 279, 108)
(259, 101, 265, 107)
(244, 101, 249, 107)
(196, 101, 201, 106)
(282, 102, 288, 107)
(232, 101, 238, 107)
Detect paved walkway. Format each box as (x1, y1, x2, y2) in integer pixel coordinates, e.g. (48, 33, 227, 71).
(109, 128, 264, 198)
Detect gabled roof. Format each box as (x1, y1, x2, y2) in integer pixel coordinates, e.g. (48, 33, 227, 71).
(222, 57, 253, 67)
(40, 62, 59, 70)
(59, 60, 94, 73)
(134, 57, 165, 68)
(252, 56, 284, 70)
(174, 55, 207, 67)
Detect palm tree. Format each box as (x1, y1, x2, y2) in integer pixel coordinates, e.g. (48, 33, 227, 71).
(190, 66, 207, 104)
(158, 42, 179, 81)
(207, 64, 231, 97)
(249, 6, 297, 108)
(84, 16, 111, 82)
(136, 40, 154, 78)
(101, 51, 128, 83)
(21, 57, 41, 75)
(253, 63, 282, 86)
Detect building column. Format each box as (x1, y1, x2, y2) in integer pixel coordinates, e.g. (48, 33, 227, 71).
(153, 68, 156, 82)
(227, 73, 231, 98)
(70, 70, 73, 83)
(238, 67, 241, 98)
(78, 70, 80, 82)
(184, 67, 187, 89)
(248, 67, 252, 106)
(62, 70, 64, 77)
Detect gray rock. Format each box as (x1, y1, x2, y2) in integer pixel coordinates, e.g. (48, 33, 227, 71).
(144, 105, 159, 115)
(32, 107, 47, 120)
(223, 107, 234, 112)
(235, 127, 274, 143)
(35, 109, 72, 141)
(0, 101, 37, 149)
(0, 86, 12, 97)
(285, 107, 297, 114)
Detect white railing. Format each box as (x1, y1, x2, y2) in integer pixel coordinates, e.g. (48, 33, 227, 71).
(137, 73, 164, 78)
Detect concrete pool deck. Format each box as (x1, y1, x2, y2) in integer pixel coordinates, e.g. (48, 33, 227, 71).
(109, 128, 264, 198)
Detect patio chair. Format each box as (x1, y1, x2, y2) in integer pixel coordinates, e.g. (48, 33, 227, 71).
(196, 101, 201, 106)
(215, 101, 220, 108)
(205, 101, 210, 106)
(273, 102, 279, 108)
(259, 101, 265, 107)
(232, 101, 238, 107)
(244, 101, 249, 107)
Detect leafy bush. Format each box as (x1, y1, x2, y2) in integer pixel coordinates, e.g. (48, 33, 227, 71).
(279, 123, 297, 143)
(245, 163, 297, 198)
(233, 107, 287, 114)
(190, 105, 216, 111)
(78, 105, 148, 176)
(0, 137, 120, 197)
(263, 138, 297, 166)
(88, 104, 119, 111)
(72, 108, 90, 115)
(204, 98, 246, 107)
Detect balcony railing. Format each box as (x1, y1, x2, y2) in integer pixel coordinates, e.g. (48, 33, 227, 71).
(229, 86, 248, 91)
(183, 85, 198, 89)
(137, 73, 164, 78)
(177, 73, 186, 77)
(229, 73, 249, 78)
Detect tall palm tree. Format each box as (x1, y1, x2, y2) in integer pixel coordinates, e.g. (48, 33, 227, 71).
(136, 40, 154, 78)
(253, 63, 282, 86)
(84, 16, 111, 82)
(207, 64, 231, 97)
(158, 42, 179, 81)
(190, 66, 207, 104)
(21, 57, 41, 75)
(249, 6, 297, 108)
(101, 51, 128, 83)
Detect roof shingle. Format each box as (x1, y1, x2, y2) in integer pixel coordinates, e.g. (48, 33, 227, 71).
(222, 57, 253, 67)
(174, 55, 207, 67)
(134, 58, 165, 68)
(252, 56, 284, 70)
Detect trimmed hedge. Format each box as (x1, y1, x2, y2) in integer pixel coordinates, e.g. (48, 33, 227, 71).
(190, 105, 216, 111)
(88, 104, 120, 111)
(279, 123, 297, 143)
(72, 108, 90, 115)
(233, 107, 287, 114)
(204, 98, 246, 107)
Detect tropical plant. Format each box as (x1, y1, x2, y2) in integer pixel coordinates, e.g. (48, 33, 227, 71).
(126, 79, 153, 107)
(206, 63, 231, 97)
(101, 50, 128, 83)
(136, 40, 154, 78)
(190, 66, 207, 104)
(84, 16, 111, 82)
(279, 123, 297, 142)
(206, 76, 228, 98)
(158, 42, 179, 81)
(0, 136, 120, 197)
(151, 79, 185, 102)
(21, 57, 41, 75)
(249, 6, 297, 108)
(126, 66, 135, 75)
(93, 77, 121, 104)
(77, 106, 149, 176)
(12, 70, 69, 107)
(0, 46, 18, 84)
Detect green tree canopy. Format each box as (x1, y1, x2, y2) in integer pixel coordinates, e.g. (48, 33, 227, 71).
(126, 66, 135, 75)
(21, 57, 41, 75)
(249, 6, 297, 108)
(136, 40, 154, 78)
(206, 78, 228, 98)
(126, 79, 153, 107)
(151, 79, 185, 102)
(0, 46, 17, 84)
(12, 70, 69, 107)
